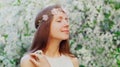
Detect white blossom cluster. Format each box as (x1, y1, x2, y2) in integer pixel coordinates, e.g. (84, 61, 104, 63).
(0, 0, 120, 67)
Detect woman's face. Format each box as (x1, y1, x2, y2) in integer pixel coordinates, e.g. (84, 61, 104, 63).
(49, 10, 69, 40)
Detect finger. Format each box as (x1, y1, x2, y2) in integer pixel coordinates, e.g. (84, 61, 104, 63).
(30, 52, 43, 62)
(30, 58, 39, 67)
(35, 53, 43, 61)
(30, 53, 39, 61)
(34, 50, 44, 60)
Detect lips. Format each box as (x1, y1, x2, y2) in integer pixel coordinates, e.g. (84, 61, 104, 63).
(61, 30, 69, 33)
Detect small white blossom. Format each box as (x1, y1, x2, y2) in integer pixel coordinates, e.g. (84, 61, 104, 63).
(51, 8, 59, 15)
(38, 20, 41, 23)
(42, 14, 48, 21)
(51, 8, 67, 15)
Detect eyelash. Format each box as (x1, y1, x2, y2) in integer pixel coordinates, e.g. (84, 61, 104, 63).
(57, 20, 68, 23)
(57, 21, 61, 22)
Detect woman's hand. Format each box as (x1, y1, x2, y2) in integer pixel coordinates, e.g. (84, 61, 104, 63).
(29, 50, 50, 67)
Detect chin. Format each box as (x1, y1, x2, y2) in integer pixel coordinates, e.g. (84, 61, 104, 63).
(61, 36, 69, 40)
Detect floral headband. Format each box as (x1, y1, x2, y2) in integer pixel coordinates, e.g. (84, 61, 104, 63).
(38, 8, 65, 24)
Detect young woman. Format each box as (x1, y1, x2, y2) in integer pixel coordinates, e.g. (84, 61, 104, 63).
(20, 4, 79, 67)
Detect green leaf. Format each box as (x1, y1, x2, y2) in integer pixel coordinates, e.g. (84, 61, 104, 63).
(117, 59, 120, 65)
(96, 47, 105, 54)
(75, 44, 82, 50)
(24, 21, 30, 36)
(74, 5, 78, 10)
(100, 19, 114, 32)
(70, 40, 75, 46)
(114, 31, 120, 37)
(114, 2, 120, 10)
(18, 0, 21, 3)
(104, 12, 111, 18)
(80, 65, 85, 67)
(9, 59, 15, 64)
(117, 48, 120, 53)
(3, 34, 8, 39)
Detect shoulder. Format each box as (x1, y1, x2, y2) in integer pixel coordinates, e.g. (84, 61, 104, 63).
(20, 54, 34, 67)
(69, 56, 79, 67)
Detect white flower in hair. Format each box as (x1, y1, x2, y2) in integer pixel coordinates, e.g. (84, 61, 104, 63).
(42, 14, 48, 21)
(38, 20, 41, 23)
(51, 8, 59, 15)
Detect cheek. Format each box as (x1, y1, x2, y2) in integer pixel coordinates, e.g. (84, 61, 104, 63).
(51, 22, 62, 32)
(50, 25, 69, 39)
(50, 23, 62, 37)
(51, 23, 62, 32)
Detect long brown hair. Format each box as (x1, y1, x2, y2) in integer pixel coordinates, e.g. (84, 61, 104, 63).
(29, 4, 72, 56)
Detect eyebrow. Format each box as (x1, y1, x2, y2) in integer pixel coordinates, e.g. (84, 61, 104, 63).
(58, 16, 63, 20)
(57, 16, 68, 20)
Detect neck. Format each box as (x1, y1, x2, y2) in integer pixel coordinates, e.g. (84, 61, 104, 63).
(45, 38, 62, 58)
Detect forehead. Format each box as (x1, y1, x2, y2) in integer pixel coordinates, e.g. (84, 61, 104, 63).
(54, 12, 68, 20)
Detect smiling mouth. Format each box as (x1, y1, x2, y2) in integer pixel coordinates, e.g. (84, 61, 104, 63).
(62, 30, 69, 33)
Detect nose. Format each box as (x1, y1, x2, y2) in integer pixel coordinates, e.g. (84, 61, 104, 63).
(63, 20, 69, 27)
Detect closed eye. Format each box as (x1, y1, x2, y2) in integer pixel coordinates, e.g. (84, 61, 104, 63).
(57, 20, 61, 22)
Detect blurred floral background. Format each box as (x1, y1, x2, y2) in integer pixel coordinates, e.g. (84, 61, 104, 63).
(0, 0, 120, 67)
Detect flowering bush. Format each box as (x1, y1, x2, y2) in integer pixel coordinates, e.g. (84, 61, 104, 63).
(0, 0, 120, 67)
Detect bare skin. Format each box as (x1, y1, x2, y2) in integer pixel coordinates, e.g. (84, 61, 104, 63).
(20, 8, 79, 67)
(20, 53, 79, 67)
